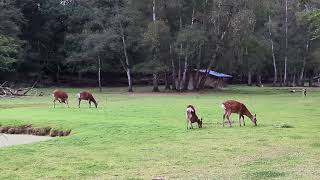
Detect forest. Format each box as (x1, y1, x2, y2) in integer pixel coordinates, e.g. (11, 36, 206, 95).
(1, 0, 320, 92)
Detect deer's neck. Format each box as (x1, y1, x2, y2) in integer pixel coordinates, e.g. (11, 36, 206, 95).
(243, 109, 253, 120)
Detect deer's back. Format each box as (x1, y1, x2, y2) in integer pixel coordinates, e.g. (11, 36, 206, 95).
(222, 100, 246, 114)
(78, 91, 94, 101)
(53, 90, 68, 99)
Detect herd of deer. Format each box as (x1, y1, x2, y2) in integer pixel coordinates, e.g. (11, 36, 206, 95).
(52, 89, 98, 108)
(186, 100, 257, 129)
(52, 89, 257, 128)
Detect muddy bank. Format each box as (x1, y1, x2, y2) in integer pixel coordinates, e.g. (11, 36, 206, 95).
(0, 124, 71, 137)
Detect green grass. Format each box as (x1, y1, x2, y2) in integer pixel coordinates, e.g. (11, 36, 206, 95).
(0, 86, 319, 179)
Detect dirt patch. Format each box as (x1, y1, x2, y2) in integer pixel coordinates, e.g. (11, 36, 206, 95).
(0, 124, 71, 137)
(0, 134, 53, 148)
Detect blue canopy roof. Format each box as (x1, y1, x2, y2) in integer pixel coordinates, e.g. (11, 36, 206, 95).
(197, 69, 232, 78)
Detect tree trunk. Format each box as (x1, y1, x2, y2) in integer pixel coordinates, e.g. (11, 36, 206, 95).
(177, 51, 182, 91)
(268, 15, 278, 86)
(120, 22, 133, 92)
(299, 42, 309, 86)
(152, 0, 159, 93)
(164, 72, 171, 90)
(177, 13, 183, 91)
(152, 73, 159, 92)
(56, 64, 60, 83)
(309, 76, 313, 87)
(256, 74, 262, 87)
(98, 55, 102, 92)
(153, 0, 156, 22)
(283, 0, 288, 86)
(78, 71, 82, 81)
(181, 53, 188, 91)
(194, 45, 202, 90)
(170, 45, 177, 90)
(198, 54, 215, 90)
(248, 71, 252, 86)
(291, 72, 296, 87)
(126, 69, 133, 92)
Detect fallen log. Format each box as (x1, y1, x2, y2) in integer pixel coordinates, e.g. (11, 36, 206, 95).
(0, 80, 38, 97)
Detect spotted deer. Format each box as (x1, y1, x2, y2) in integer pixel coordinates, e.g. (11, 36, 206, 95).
(221, 100, 257, 127)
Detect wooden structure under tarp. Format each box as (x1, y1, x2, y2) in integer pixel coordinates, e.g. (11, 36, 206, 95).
(187, 69, 232, 89)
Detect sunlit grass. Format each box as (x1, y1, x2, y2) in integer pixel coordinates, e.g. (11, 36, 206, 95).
(0, 86, 319, 179)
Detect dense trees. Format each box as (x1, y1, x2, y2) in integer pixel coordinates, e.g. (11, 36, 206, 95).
(1, 0, 320, 91)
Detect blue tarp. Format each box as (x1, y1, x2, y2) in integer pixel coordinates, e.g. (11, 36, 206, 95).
(197, 69, 232, 78)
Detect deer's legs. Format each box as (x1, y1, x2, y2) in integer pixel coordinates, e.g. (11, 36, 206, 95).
(242, 115, 245, 126)
(239, 115, 242, 127)
(223, 109, 228, 127)
(65, 99, 69, 108)
(78, 99, 81, 108)
(89, 101, 91, 108)
(53, 99, 57, 108)
(188, 121, 193, 129)
(226, 112, 232, 127)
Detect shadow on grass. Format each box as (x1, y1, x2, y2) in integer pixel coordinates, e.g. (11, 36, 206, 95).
(250, 171, 285, 179)
(272, 124, 294, 128)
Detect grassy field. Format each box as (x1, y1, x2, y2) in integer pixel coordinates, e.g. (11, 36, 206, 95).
(0, 86, 319, 179)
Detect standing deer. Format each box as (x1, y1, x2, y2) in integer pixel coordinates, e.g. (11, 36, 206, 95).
(221, 100, 257, 127)
(186, 105, 203, 129)
(52, 89, 69, 108)
(77, 91, 98, 108)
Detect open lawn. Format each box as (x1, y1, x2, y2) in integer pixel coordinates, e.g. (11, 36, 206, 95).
(0, 86, 319, 179)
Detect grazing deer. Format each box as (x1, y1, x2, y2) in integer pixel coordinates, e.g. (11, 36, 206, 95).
(186, 105, 203, 129)
(221, 100, 257, 127)
(52, 89, 69, 108)
(77, 91, 98, 108)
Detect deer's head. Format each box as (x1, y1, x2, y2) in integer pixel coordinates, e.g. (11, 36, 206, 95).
(252, 114, 257, 126)
(198, 118, 203, 128)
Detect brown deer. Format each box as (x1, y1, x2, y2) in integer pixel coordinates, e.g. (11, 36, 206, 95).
(52, 89, 69, 108)
(186, 105, 203, 129)
(221, 100, 257, 127)
(77, 91, 98, 108)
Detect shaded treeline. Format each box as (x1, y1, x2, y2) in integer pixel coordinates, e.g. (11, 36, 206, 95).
(1, 0, 320, 91)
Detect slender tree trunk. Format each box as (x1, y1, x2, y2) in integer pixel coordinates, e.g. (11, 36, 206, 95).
(309, 76, 313, 87)
(268, 15, 278, 86)
(126, 69, 133, 92)
(170, 45, 177, 90)
(98, 55, 102, 92)
(256, 74, 262, 87)
(182, 54, 188, 91)
(291, 72, 296, 87)
(248, 71, 252, 86)
(56, 64, 60, 83)
(152, 73, 159, 92)
(181, 7, 195, 91)
(153, 0, 156, 22)
(177, 13, 183, 91)
(120, 22, 133, 92)
(283, 0, 288, 86)
(78, 72, 82, 81)
(194, 45, 202, 90)
(177, 50, 182, 91)
(198, 54, 215, 90)
(299, 41, 309, 86)
(164, 72, 171, 90)
(152, 0, 159, 92)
